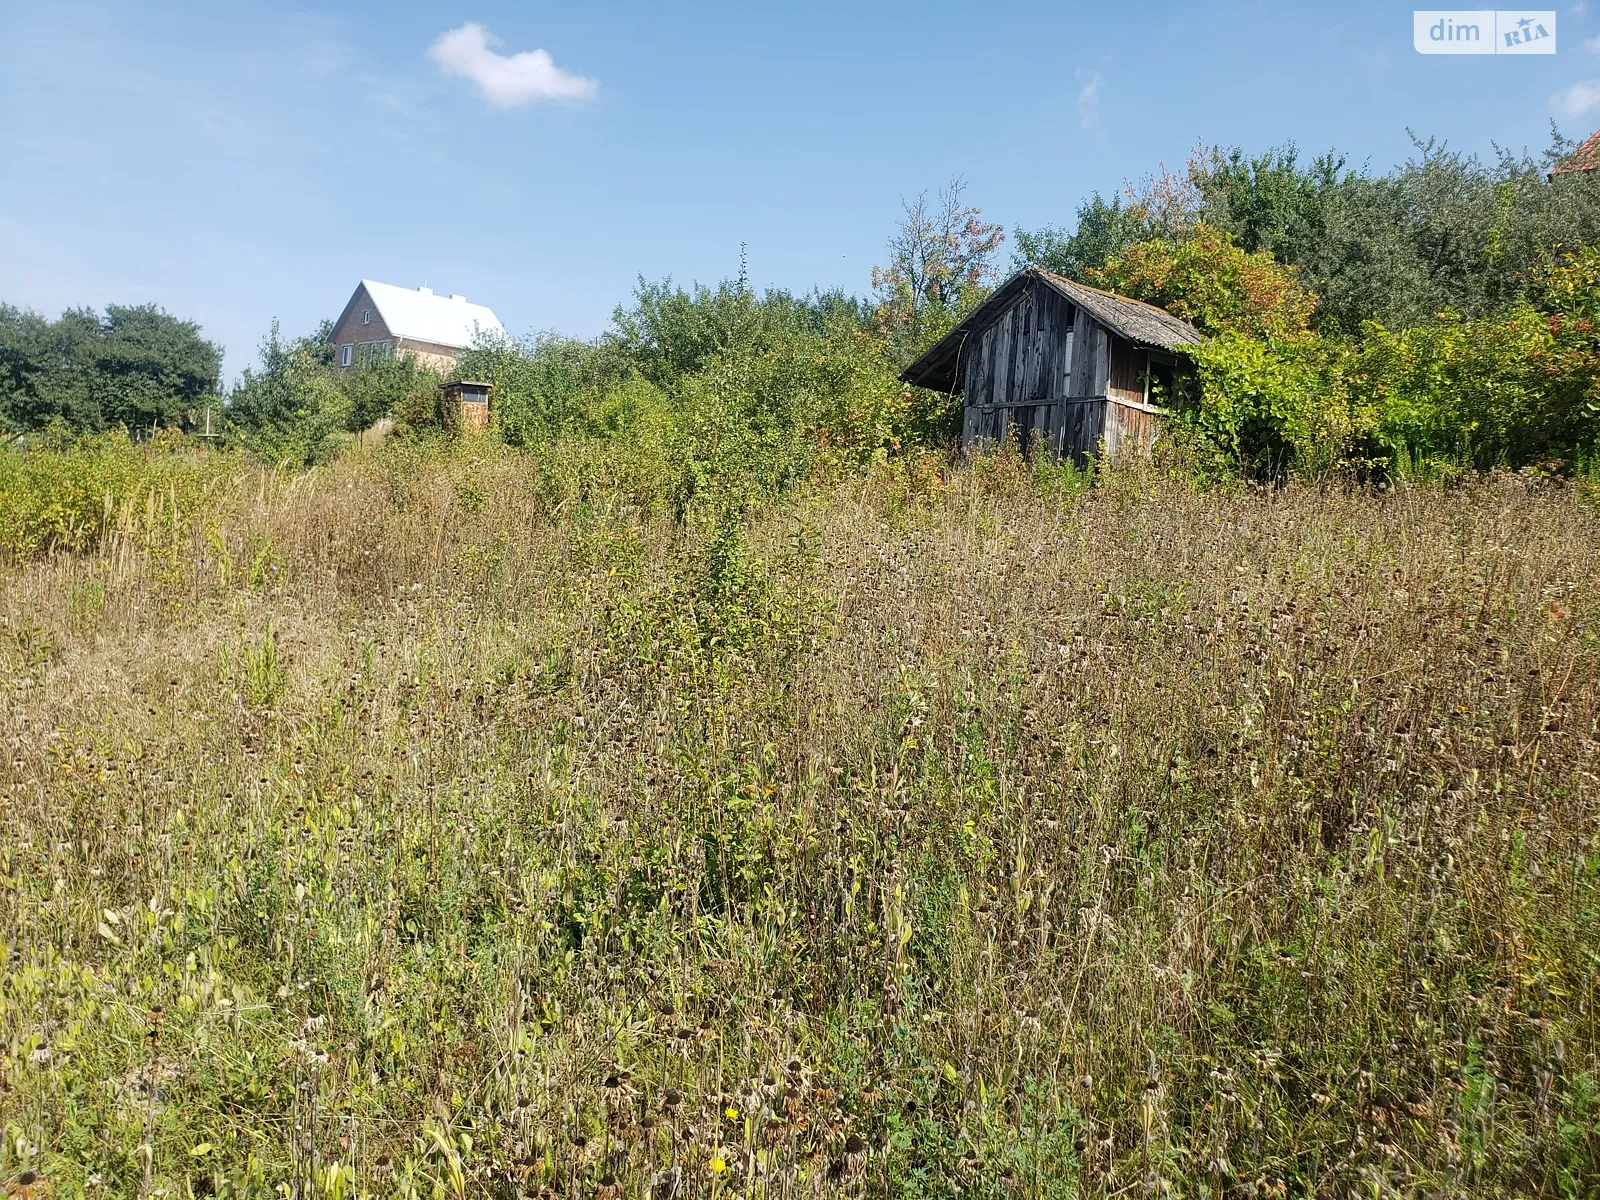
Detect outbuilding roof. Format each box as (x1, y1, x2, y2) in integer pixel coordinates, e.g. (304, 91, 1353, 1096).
(346, 280, 505, 349)
(1550, 129, 1600, 178)
(900, 266, 1201, 393)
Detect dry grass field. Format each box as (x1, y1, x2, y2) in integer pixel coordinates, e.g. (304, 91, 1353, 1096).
(2, 445, 1598, 1198)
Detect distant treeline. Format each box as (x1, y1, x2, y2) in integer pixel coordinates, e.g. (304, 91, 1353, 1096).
(5, 129, 1600, 483)
(1015, 132, 1600, 334)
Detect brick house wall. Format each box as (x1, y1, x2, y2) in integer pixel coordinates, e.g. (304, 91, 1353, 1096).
(329, 284, 463, 373)
(390, 339, 460, 373)
(330, 284, 394, 368)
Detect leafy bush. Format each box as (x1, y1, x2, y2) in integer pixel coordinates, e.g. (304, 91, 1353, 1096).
(228, 322, 441, 465)
(664, 321, 904, 521)
(1102, 232, 1600, 478)
(452, 331, 623, 445)
(1175, 302, 1599, 479)
(445, 277, 913, 522)
(0, 428, 235, 557)
(1174, 332, 1363, 476)
(1091, 222, 1317, 339)
(1356, 306, 1600, 474)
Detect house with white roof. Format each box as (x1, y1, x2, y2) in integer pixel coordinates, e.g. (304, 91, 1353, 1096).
(329, 280, 505, 373)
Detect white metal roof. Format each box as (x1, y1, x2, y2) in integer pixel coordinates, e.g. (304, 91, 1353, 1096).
(359, 280, 505, 349)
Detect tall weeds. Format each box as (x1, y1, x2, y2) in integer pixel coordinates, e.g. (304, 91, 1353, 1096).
(1, 446, 1597, 1198)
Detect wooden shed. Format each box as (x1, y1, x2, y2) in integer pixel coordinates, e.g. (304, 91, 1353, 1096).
(440, 379, 493, 433)
(900, 267, 1201, 463)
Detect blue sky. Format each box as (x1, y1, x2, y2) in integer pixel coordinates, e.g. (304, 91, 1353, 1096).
(4, 1, 1600, 381)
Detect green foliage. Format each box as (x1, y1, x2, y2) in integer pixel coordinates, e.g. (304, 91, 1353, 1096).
(1171, 249, 1600, 477)
(227, 320, 442, 465)
(444, 274, 911, 522)
(1356, 302, 1600, 474)
(1176, 332, 1362, 477)
(340, 346, 442, 433)
(0, 302, 221, 434)
(454, 331, 627, 444)
(1195, 132, 1600, 335)
(225, 321, 353, 465)
(0, 428, 238, 557)
(613, 274, 871, 386)
(1013, 193, 1155, 282)
(1090, 223, 1317, 339)
(664, 313, 906, 521)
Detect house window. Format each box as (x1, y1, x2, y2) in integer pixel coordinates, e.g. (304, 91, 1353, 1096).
(363, 310, 372, 325)
(358, 340, 392, 364)
(339, 344, 353, 367)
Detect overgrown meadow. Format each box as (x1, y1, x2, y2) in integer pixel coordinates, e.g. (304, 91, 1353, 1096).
(2, 440, 1598, 1199)
(5, 131, 1600, 1200)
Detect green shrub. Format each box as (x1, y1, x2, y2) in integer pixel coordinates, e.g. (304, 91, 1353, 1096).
(1353, 303, 1600, 475)
(1166, 246, 1600, 478)
(1173, 332, 1365, 477)
(0, 428, 235, 557)
(1091, 223, 1318, 339)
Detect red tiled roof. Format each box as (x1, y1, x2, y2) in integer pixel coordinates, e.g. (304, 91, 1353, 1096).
(1551, 129, 1600, 176)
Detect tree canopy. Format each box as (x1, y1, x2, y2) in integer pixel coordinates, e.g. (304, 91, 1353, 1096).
(1017, 130, 1600, 336)
(0, 303, 221, 435)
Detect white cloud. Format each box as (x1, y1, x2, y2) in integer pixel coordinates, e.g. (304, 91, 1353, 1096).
(1586, 32, 1600, 52)
(1553, 79, 1600, 117)
(1077, 71, 1102, 128)
(427, 23, 597, 108)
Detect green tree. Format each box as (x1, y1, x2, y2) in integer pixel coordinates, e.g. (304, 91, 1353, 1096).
(0, 303, 220, 434)
(95, 304, 223, 430)
(0, 305, 100, 432)
(609, 269, 868, 387)
(1012, 194, 1152, 282)
(1090, 223, 1317, 339)
(872, 177, 1004, 359)
(1194, 132, 1600, 333)
(226, 320, 352, 465)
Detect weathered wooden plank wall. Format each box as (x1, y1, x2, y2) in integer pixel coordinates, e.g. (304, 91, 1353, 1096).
(959, 282, 1076, 452)
(1108, 342, 1147, 407)
(956, 278, 1164, 464)
(1104, 400, 1161, 460)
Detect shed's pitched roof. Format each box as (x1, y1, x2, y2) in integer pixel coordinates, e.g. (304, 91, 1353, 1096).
(1551, 129, 1600, 177)
(1039, 269, 1203, 351)
(340, 280, 505, 350)
(899, 267, 1201, 393)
